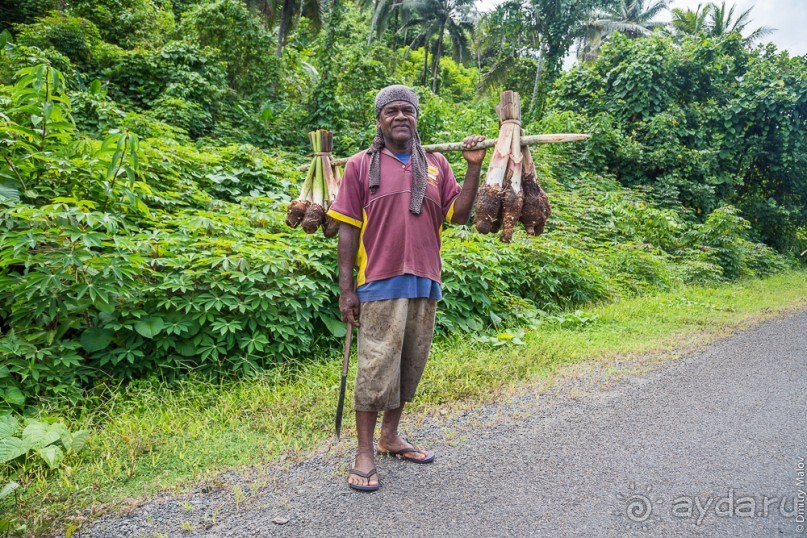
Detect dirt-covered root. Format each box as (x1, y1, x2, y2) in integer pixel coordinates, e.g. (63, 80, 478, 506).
(520, 181, 551, 236)
(301, 203, 325, 234)
(475, 183, 504, 234)
(533, 185, 551, 236)
(286, 199, 310, 228)
(322, 214, 340, 237)
(490, 204, 503, 234)
(499, 188, 524, 243)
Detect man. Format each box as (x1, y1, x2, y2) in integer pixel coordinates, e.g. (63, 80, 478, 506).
(326, 84, 486, 491)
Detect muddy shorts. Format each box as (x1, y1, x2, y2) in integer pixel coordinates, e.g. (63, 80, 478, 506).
(354, 298, 437, 412)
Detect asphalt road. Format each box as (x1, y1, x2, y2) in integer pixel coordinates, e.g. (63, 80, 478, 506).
(85, 311, 807, 537)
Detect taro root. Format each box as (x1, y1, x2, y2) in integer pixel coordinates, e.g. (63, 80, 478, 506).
(475, 91, 524, 241)
(519, 146, 551, 236)
(284, 129, 342, 237)
(499, 177, 523, 242)
(475, 91, 521, 236)
(475, 183, 504, 234)
(301, 203, 325, 234)
(499, 117, 523, 243)
(533, 184, 551, 236)
(286, 199, 310, 228)
(489, 196, 504, 233)
(322, 214, 340, 237)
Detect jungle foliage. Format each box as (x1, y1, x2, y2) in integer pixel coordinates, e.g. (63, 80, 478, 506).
(0, 0, 803, 409)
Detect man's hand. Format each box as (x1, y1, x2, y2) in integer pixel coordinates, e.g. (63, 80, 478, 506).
(339, 289, 360, 328)
(461, 135, 487, 166)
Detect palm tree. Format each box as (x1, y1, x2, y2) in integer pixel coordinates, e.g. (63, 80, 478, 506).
(243, 0, 325, 56)
(476, 1, 540, 93)
(476, 0, 612, 118)
(670, 2, 774, 45)
(706, 1, 774, 44)
(578, 0, 669, 61)
(670, 3, 711, 36)
(398, 0, 475, 93)
(356, 0, 403, 44)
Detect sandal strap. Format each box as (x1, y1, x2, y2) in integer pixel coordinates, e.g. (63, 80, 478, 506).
(391, 447, 422, 455)
(348, 467, 377, 479)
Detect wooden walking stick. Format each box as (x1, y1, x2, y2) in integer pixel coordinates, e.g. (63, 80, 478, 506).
(335, 322, 353, 440)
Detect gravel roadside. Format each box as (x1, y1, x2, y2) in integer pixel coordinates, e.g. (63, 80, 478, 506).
(82, 310, 807, 537)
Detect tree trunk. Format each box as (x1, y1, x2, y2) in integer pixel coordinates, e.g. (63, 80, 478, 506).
(431, 27, 444, 94)
(276, 0, 294, 57)
(367, 0, 377, 45)
(423, 39, 429, 86)
(528, 50, 544, 118)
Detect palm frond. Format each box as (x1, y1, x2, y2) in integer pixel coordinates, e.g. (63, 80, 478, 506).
(478, 53, 517, 95)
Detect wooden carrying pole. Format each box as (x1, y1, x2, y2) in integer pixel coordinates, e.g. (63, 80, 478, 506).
(297, 133, 590, 170)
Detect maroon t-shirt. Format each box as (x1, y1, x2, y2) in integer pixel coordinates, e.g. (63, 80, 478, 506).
(326, 148, 461, 286)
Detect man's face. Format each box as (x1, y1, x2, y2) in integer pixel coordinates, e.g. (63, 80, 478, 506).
(377, 100, 417, 146)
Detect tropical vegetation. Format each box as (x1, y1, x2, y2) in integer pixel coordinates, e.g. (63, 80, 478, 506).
(0, 0, 805, 533)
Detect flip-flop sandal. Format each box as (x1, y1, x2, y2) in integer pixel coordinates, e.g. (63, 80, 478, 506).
(378, 445, 435, 464)
(348, 467, 380, 492)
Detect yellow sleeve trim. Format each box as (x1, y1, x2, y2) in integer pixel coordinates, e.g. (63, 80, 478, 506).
(357, 209, 369, 285)
(446, 200, 457, 223)
(326, 209, 362, 229)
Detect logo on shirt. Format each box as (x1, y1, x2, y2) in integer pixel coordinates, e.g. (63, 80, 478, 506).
(427, 165, 439, 187)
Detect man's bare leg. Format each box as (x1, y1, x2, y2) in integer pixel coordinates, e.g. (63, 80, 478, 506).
(349, 410, 379, 488)
(377, 404, 430, 460)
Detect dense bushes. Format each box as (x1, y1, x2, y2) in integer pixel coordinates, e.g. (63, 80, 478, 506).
(0, 63, 790, 409)
(1, 0, 804, 410)
(550, 33, 807, 252)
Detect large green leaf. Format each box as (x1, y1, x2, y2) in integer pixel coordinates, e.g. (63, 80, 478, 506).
(174, 340, 197, 357)
(66, 430, 90, 453)
(22, 422, 60, 448)
(135, 317, 164, 339)
(1, 386, 25, 407)
(0, 482, 20, 501)
(0, 182, 20, 203)
(0, 437, 26, 464)
(320, 315, 347, 338)
(36, 445, 64, 470)
(0, 416, 18, 440)
(80, 328, 114, 353)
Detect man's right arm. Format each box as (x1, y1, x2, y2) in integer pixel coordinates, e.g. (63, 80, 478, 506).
(337, 222, 361, 327)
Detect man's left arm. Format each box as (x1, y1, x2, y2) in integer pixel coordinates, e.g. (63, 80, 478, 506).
(447, 135, 486, 225)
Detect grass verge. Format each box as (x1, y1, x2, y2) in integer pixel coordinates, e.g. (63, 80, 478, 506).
(6, 269, 807, 535)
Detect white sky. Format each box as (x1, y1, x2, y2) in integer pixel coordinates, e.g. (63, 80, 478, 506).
(475, 0, 807, 56)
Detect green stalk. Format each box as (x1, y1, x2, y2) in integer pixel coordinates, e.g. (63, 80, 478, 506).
(299, 158, 315, 201)
(312, 131, 324, 206)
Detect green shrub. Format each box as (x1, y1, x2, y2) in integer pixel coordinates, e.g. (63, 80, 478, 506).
(0, 63, 793, 409)
(15, 13, 101, 69)
(69, 0, 175, 49)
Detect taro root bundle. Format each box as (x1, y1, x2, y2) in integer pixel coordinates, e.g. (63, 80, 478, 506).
(285, 129, 343, 237)
(474, 91, 551, 242)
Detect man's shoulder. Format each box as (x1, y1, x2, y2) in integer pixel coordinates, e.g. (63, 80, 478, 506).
(425, 151, 452, 173)
(425, 150, 447, 163)
(346, 150, 371, 167)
